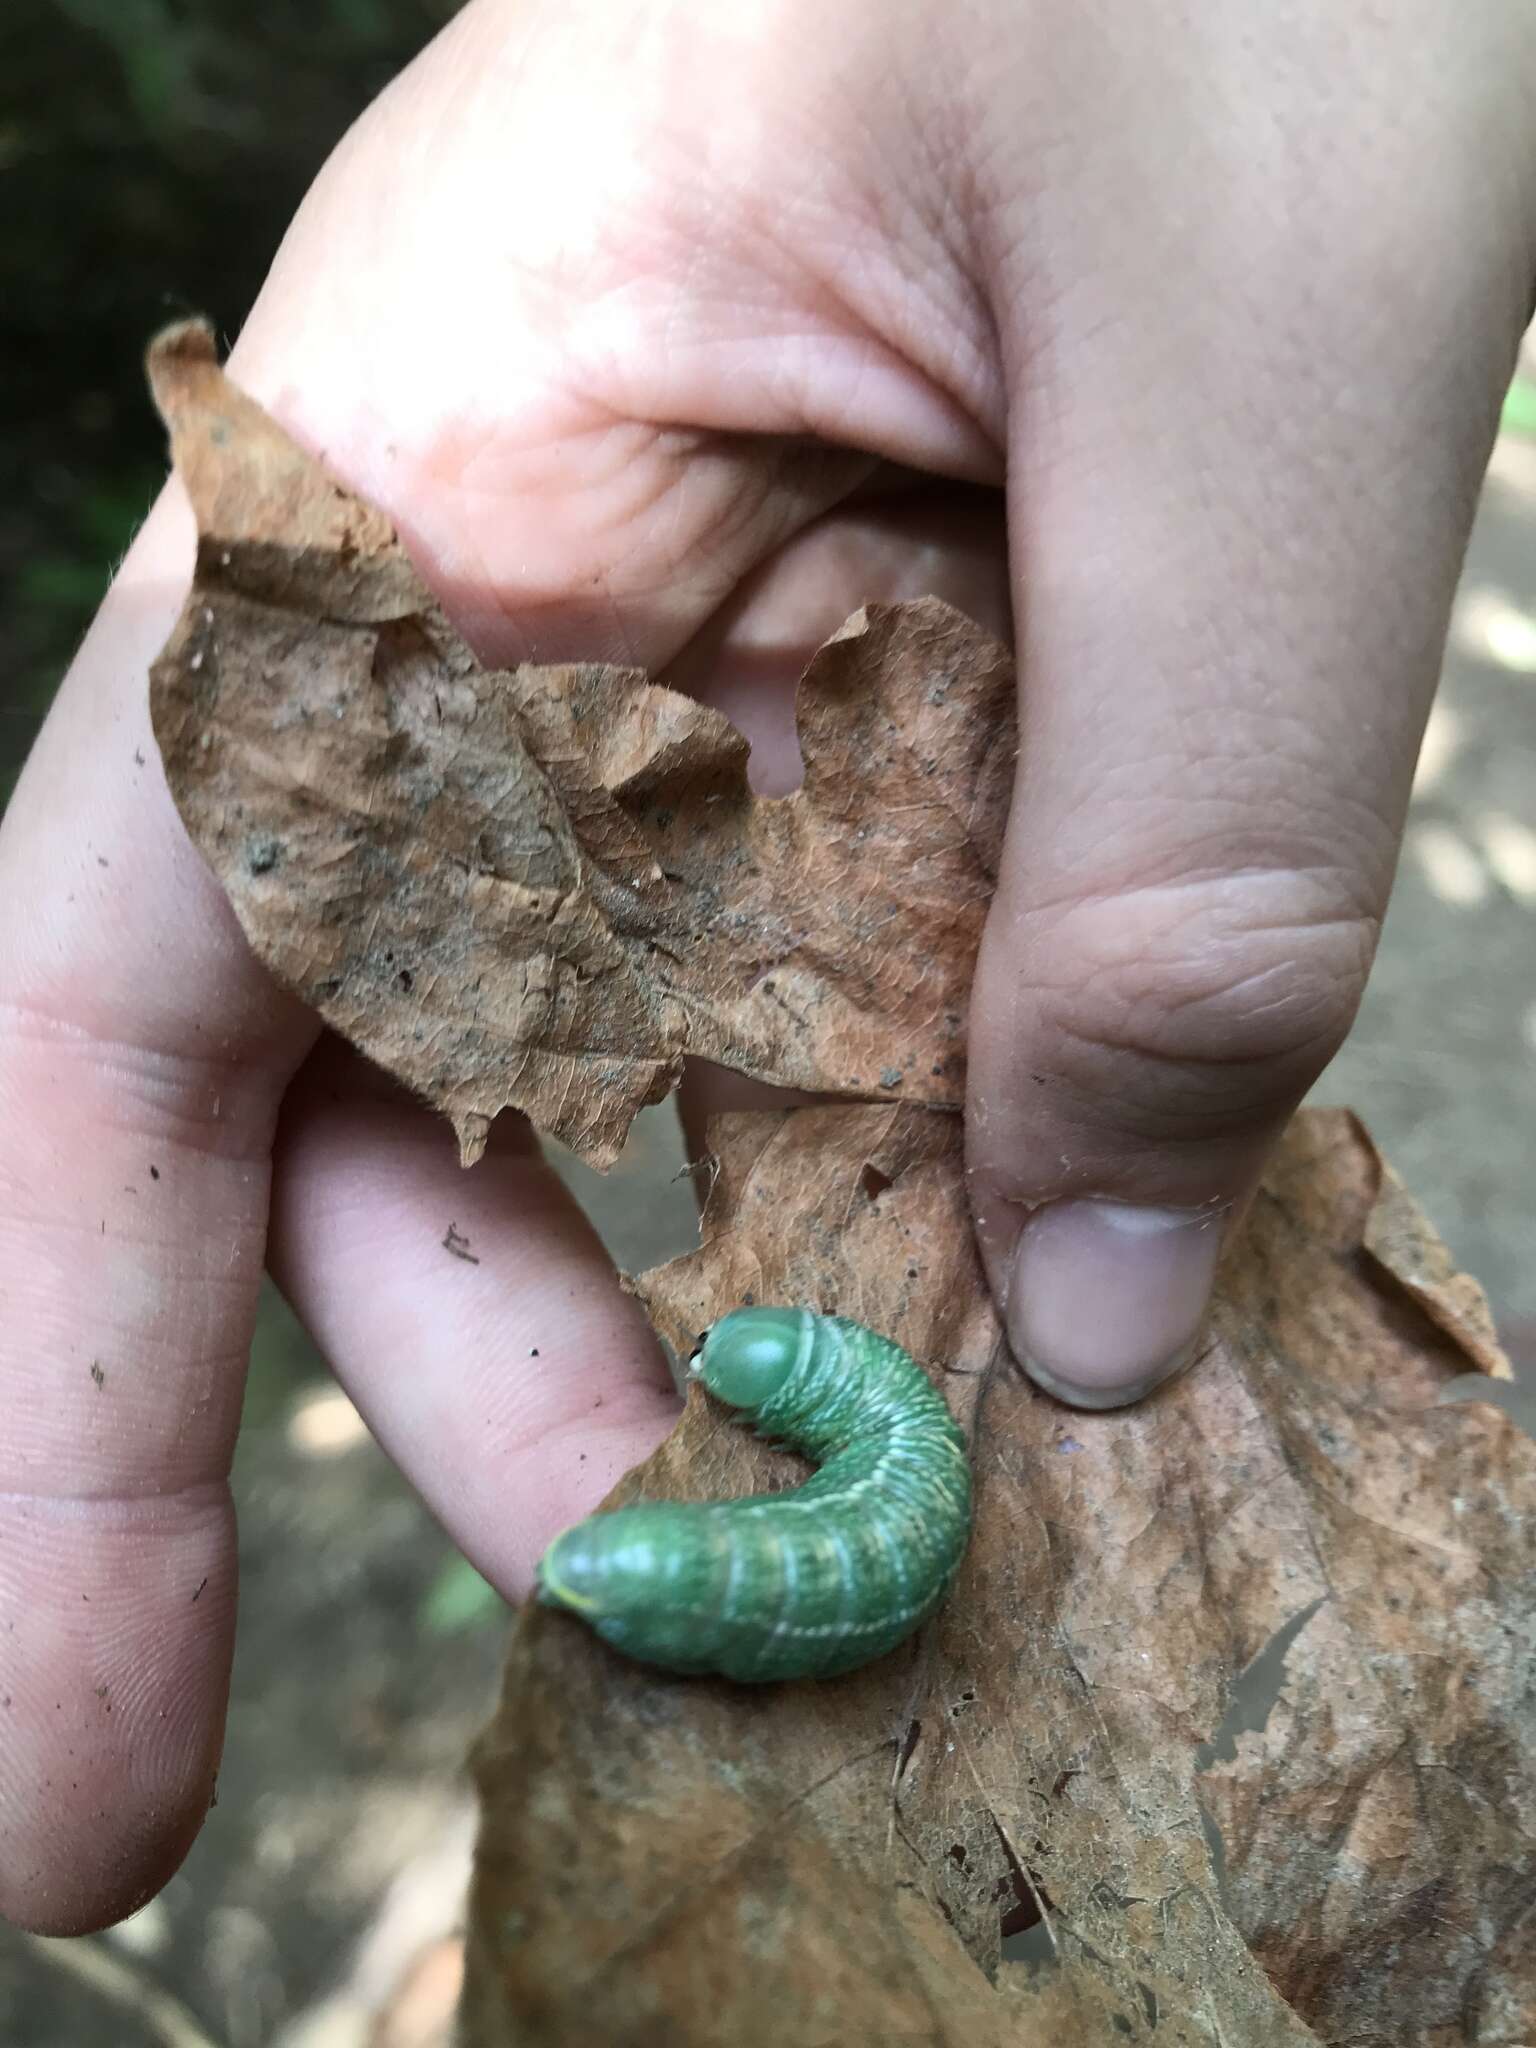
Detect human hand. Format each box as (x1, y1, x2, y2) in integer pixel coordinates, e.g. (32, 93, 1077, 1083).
(3, 0, 1531, 1932)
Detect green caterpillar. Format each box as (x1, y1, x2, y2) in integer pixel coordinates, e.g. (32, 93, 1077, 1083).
(535, 1306, 973, 1683)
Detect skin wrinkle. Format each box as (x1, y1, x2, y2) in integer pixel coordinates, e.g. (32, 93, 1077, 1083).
(0, 1481, 231, 1519)
(760, 180, 1001, 474)
(1013, 860, 1387, 929)
(0, 1277, 257, 1363)
(0, 998, 299, 1107)
(1029, 911, 1379, 1016)
(1010, 890, 1380, 1079)
(1012, 1031, 1342, 1154)
(1049, 922, 1373, 1019)
(0, 1366, 251, 1498)
(640, 7, 1002, 466)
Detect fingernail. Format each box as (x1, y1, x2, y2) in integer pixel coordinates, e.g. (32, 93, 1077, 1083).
(1007, 1199, 1224, 1409)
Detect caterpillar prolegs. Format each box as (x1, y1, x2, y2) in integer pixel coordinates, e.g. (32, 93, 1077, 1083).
(536, 1307, 973, 1683)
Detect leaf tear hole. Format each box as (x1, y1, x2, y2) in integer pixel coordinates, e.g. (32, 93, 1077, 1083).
(989, 1811, 1055, 1954)
(997, 1881, 1047, 1942)
(860, 1164, 894, 1203)
(1193, 1593, 1326, 1912)
(1194, 1594, 1326, 1772)
(999, 1909, 1057, 1967)
(896, 1717, 923, 1777)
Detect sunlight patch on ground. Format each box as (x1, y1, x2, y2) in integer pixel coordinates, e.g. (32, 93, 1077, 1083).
(104, 1896, 172, 1959)
(1408, 822, 1489, 907)
(1452, 586, 1536, 675)
(272, 1797, 474, 2048)
(1486, 432, 1536, 502)
(1476, 811, 1536, 904)
(287, 1387, 370, 1458)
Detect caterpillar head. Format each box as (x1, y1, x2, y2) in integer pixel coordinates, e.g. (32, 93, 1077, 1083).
(690, 1305, 813, 1412)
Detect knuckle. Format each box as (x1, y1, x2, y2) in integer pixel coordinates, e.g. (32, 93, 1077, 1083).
(1027, 871, 1377, 1138)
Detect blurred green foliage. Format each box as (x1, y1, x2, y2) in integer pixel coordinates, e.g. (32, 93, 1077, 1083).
(421, 1552, 509, 1634)
(0, 0, 461, 810)
(1503, 376, 1536, 442)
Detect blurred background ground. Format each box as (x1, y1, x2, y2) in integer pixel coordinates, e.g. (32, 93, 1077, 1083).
(1, 4, 1534, 2042)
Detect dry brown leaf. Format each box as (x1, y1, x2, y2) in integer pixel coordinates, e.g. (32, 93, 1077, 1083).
(146, 322, 1013, 1165)
(1359, 1116, 1513, 1383)
(463, 1106, 1533, 2048)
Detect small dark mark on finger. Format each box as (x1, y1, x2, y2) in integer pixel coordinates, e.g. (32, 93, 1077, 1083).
(96, 856, 109, 868)
(133, 748, 145, 766)
(530, 1347, 539, 1358)
(443, 1223, 480, 1264)
(191, 1576, 208, 1603)
(90, 1361, 105, 1390)
(149, 1164, 160, 1181)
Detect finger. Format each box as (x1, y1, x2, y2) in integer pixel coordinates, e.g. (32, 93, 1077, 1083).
(0, 496, 317, 1934)
(967, 60, 1531, 1407)
(266, 1040, 681, 1592)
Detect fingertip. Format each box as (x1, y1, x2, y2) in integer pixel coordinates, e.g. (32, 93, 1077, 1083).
(268, 1043, 683, 1595)
(1002, 1197, 1225, 1409)
(1013, 1333, 1206, 1413)
(0, 1490, 234, 1936)
(3, 1793, 211, 1939)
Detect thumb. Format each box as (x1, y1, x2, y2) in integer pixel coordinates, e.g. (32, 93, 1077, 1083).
(967, 178, 1527, 1410)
